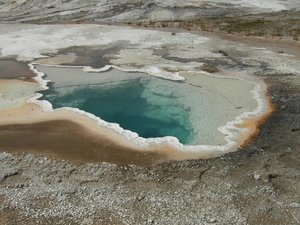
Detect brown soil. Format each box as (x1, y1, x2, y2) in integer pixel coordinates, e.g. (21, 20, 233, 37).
(0, 120, 170, 165)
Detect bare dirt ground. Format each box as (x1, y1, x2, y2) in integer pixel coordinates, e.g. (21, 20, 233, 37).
(0, 1, 300, 224)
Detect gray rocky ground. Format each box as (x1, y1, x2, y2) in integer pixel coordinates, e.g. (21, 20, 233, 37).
(0, 1, 300, 224)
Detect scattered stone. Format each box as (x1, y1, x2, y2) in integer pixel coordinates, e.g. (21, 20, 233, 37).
(254, 174, 261, 180)
(290, 203, 300, 208)
(209, 218, 217, 223)
(198, 64, 219, 73)
(216, 49, 228, 57)
(147, 218, 154, 224)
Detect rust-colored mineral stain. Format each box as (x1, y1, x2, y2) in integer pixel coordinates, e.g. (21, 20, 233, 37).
(236, 85, 275, 148)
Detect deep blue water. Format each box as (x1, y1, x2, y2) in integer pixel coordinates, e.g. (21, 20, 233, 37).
(39, 77, 193, 144)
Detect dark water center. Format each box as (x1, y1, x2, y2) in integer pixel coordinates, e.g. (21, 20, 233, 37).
(39, 76, 193, 144)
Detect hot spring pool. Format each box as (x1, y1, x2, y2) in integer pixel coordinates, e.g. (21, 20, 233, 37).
(34, 64, 259, 147)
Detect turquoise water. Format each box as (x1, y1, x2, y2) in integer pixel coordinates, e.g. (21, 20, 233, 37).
(35, 65, 258, 147)
(39, 77, 194, 144)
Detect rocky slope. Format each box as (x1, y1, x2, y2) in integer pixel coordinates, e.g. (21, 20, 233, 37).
(1, 0, 299, 41)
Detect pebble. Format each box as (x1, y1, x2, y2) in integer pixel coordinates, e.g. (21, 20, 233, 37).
(147, 218, 154, 224)
(210, 218, 217, 223)
(254, 174, 261, 180)
(290, 203, 300, 208)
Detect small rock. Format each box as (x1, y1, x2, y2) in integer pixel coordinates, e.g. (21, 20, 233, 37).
(147, 218, 154, 224)
(57, 178, 62, 183)
(254, 174, 261, 180)
(290, 203, 300, 208)
(210, 218, 217, 223)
